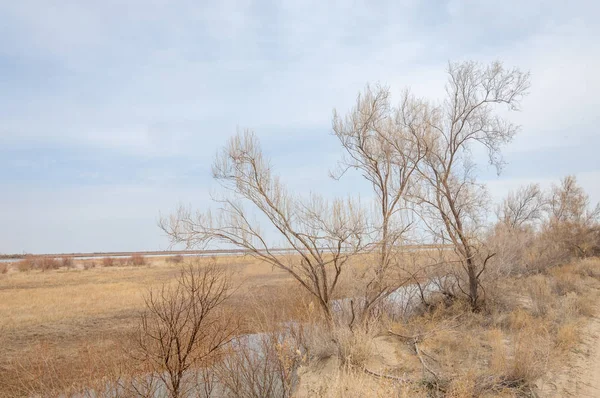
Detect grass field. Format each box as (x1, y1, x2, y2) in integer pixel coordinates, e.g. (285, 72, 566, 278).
(0, 256, 296, 396)
(2, 254, 600, 397)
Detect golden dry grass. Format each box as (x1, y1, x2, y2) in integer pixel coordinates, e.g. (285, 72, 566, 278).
(0, 255, 295, 396)
(1, 255, 599, 397)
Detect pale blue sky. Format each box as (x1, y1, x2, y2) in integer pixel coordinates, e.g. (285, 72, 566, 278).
(1, 0, 599, 254)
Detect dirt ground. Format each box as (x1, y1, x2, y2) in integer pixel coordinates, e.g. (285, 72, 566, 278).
(540, 305, 600, 397)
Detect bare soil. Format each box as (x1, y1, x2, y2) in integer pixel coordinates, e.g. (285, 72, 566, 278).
(540, 305, 600, 397)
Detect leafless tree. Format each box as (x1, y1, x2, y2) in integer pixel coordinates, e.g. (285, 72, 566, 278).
(549, 175, 599, 224)
(413, 61, 530, 310)
(497, 183, 547, 230)
(331, 85, 428, 322)
(545, 175, 600, 257)
(137, 261, 236, 398)
(160, 131, 366, 320)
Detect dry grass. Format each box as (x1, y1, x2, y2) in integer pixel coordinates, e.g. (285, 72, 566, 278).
(0, 255, 598, 397)
(0, 255, 295, 396)
(334, 325, 376, 368)
(375, 258, 600, 397)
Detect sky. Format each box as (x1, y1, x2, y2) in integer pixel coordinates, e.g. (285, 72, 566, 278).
(1, 0, 599, 254)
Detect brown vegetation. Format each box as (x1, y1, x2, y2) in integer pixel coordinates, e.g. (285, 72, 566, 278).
(130, 253, 146, 266)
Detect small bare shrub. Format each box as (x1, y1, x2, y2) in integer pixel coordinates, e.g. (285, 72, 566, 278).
(16, 258, 34, 272)
(60, 257, 74, 268)
(575, 258, 600, 279)
(102, 257, 115, 267)
(557, 292, 596, 320)
(131, 253, 146, 266)
(136, 261, 236, 398)
(333, 325, 375, 368)
(551, 271, 582, 296)
(503, 328, 550, 387)
(0, 263, 8, 274)
(39, 257, 60, 271)
(526, 275, 554, 317)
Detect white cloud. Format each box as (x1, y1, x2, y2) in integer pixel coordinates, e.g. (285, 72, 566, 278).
(0, 0, 598, 252)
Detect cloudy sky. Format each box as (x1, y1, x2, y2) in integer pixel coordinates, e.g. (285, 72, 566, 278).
(1, 0, 598, 254)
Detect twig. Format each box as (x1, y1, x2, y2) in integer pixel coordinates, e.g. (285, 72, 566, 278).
(363, 367, 410, 383)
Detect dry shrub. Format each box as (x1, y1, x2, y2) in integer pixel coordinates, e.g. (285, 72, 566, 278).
(487, 225, 537, 275)
(482, 279, 518, 314)
(507, 308, 533, 331)
(556, 322, 579, 351)
(333, 325, 375, 368)
(556, 292, 596, 320)
(14, 256, 61, 271)
(130, 253, 146, 266)
(551, 269, 583, 296)
(507, 330, 550, 384)
(446, 370, 477, 398)
(575, 294, 597, 317)
(486, 223, 576, 276)
(16, 258, 33, 272)
(102, 257, 115, 267)
(38, 256, 60, 271)
(115, 257, 128, 266)
(480, 325, 551, 392)
(83, 261, 96, 270)
(136, 261, 236, 398)
(216, 332, 303, 398)
(526, 275, 554, 317)
(60, 257, 74, 268)
(575, 257, 600, 279)
(0, 263, 8, 274)
(291, 316, 337, 361)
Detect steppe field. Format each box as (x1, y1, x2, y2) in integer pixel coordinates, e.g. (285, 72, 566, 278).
(2, 253, 600, 397)
(0, 255, 299, 396)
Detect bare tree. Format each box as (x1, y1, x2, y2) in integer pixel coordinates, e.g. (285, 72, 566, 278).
(137, 261, 236, 398)
(331, 85, 428, 322)
(546, 175, 600, 257)
(413, 61, 530, 310)
(160, 131, 366, 320)
(549, 175, 599, 224)
(497, 183, 547, 230)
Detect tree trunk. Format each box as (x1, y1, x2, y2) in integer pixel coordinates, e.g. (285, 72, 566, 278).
(466, 258, 479, 311)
